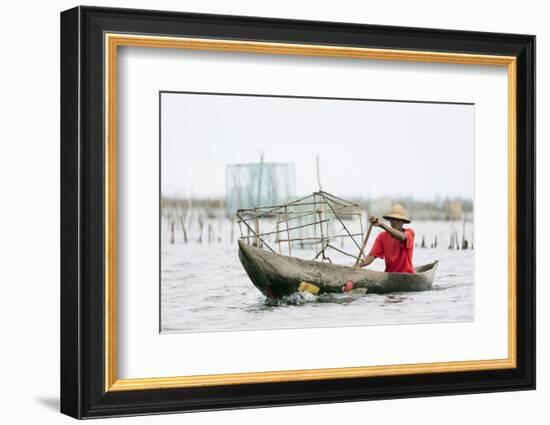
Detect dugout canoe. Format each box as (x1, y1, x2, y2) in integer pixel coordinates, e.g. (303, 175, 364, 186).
(238, 240, 438, 298)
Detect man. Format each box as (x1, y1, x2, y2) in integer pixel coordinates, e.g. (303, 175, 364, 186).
(357, 203, 415, 273)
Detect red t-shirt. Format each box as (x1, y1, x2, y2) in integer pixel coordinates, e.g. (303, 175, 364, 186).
(369, 228, 415, 273)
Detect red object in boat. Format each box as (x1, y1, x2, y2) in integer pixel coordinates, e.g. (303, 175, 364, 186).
(343, 280, 354, 292)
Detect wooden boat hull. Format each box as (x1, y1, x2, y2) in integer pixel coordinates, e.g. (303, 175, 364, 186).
(238, 240, 438, 298)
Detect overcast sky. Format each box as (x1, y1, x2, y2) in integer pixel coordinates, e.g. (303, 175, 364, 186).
(161, 92, 474, 201)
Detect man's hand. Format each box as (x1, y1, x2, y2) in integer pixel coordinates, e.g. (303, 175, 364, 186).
(355, 254, 376, 269)
(368, 216, 385, 228)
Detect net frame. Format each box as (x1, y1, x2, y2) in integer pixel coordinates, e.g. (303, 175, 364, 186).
(236, 191, 365, 263)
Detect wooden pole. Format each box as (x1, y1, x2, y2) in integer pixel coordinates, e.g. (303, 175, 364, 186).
(236, 212, 243, 239)
(256, 151, 264, 206)
(276, 213, 281, 254)
(316, 155, 323, 191)
(318, 200, 326, 261)
(256, 218, 329, 238)
(284, 205, 292, 256)
(326, 243, 359, 259)
(313, 193, 319, 255)
(278, 233, 363, 243)
(354, 222, 374, 267)
(178, 215, 188, 243)
(254, 208, 262, 248)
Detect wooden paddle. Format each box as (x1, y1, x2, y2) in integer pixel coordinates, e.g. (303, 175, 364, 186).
(353, 221, 374, 268)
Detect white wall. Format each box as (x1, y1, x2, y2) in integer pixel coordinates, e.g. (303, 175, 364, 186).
(0, 1, 545, 424)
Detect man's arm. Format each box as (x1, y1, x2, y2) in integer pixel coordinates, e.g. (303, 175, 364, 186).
(379, 222, 407, 241)
(356, 254, 376, 268)
(369, 217, 407, 241)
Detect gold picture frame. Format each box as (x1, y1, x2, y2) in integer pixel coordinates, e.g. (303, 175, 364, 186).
(104, 33, 517, 392)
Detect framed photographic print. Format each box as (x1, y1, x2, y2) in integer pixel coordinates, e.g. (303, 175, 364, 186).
(60, 6, 535, 419)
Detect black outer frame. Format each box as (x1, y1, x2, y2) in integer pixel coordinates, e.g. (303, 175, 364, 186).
(60, 5, 535, 419)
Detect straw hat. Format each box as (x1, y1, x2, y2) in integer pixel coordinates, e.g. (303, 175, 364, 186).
(383, 203, 411, 223)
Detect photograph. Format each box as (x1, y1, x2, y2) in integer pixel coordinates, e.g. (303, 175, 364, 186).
(160, 91, 475, 333)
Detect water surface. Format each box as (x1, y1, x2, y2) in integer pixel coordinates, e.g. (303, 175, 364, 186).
(161, 220, 474, 333)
